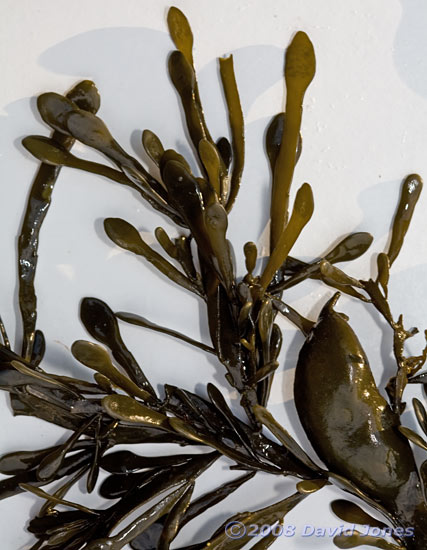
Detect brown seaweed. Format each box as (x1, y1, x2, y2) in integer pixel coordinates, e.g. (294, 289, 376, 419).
(18, 81, 100, 360)
(2, 5, 427, 550)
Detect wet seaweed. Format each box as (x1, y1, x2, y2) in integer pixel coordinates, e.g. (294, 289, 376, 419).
(1, 5, 427, 550)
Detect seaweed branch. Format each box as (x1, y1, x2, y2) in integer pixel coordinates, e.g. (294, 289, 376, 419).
(1, 6, 427, 550)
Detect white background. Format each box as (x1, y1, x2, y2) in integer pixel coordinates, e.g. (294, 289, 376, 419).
(1, 0, 427, 548)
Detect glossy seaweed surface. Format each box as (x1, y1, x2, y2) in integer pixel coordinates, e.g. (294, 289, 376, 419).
(1, 6, 427, 550)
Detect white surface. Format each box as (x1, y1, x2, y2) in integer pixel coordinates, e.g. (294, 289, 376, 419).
(1, 0, 427, 548)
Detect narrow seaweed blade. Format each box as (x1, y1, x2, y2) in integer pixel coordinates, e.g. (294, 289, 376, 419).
(19, 81, 100, 360)
(167, 5, 226, 188)
(0, 445, 64, 476)
(36, 415, 98, 481)
(130, 473, 255, 550)
(167, 6, 194, 65)
(199, 139, 221, 196)
(80, 297, 155, 395)
(100, 450, 197, 474)
(261, 182, 314, 290)
(219, 54, 244, 210)
(23, 135, 133, 187)
(413, 398, 427, 436)
(71, 340, 154, 402)
(142, 130, 165, 166)
(198, 491, 308, 549)
(388, 174, 423, 266)
(376, 253, 390, 297)
(20, 483, 98, 516)
(168, 51, 212, 154)
(398, 426, 427, 451)
(102, 395, 169, 428)
(103, 218, 203, 296)
(157, 482, 194, 550)
(85, 483, 192, 550)
(115, 311, 214, 354)
(253, 404, 321, 472)
(270, 32, 315, 249)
